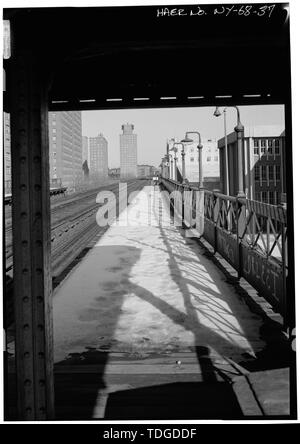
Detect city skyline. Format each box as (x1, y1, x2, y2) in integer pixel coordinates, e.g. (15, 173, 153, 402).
(82, 105, 285, 169)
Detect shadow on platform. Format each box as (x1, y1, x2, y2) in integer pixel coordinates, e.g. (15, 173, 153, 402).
(53, 347, 244, 420)
(51, 218, 291, 420)
(103, 380, 243, 420)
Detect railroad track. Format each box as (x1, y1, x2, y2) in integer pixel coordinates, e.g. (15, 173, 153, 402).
(5, 179, 150, 327)
(4, 180, 120, 232)
(6, 180, 149, 275)
(50, 180, 121, 218)
(51, 180, 146, 277)
(5, 180, 145, 274)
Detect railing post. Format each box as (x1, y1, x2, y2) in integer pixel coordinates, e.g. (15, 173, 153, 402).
(237, 196, 247, 279)
(278, 204, 287, 328)
(236, 197, 241, 279)
(198, 188, 205, 236)
(213, 191, 220, 254)
(181, 184, 185, 227)
(282, 223, 287, 328)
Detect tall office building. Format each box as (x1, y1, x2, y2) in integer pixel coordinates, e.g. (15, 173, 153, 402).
(120, 123, 137, 179)
(82, 135, 89, 166)
(218, 125, 286, 204)
(89, 133, 108, 179)
(82, 136, 90, 180)
(49, 111, 83, 191)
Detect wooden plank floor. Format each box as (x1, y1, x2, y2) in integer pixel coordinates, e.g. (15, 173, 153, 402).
(6, 357, 291, 420)
(53, 351, 246, 420)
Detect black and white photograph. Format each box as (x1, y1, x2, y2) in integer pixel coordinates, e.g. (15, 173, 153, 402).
(1, 0, 298, 425)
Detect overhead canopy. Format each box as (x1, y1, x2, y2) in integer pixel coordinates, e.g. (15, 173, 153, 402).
(4, 4, 291, 110)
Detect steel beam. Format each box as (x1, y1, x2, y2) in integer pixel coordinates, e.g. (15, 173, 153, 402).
(9, 52, 54, 420)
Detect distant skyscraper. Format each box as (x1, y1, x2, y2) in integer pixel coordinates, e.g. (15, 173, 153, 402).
(49, 111, 83, 190)
(82, 135, 90, 180)
(82, 135, 89, 166)
(120, 123, 137, 179)
(89, 133, 108, 179)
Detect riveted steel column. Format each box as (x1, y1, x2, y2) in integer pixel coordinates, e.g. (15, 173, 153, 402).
(9, 52, 54, 420)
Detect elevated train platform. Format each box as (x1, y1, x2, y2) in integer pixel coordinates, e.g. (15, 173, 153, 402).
(3, 4, 294, 422)
(51, 185, 290, 419)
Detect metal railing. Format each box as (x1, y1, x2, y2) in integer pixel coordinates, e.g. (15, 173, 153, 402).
(160, 177, 288, 324)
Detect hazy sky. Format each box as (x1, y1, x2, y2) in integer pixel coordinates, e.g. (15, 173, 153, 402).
(82, 105, 285, 168)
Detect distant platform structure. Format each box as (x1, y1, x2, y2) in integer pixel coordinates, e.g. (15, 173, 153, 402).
(50, 186, 67, 197)
(5, 187, 67, 205)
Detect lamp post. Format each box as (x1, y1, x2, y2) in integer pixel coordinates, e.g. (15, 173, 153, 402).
(181, 131, 203, 189)
(170, 157, 173, 180)
(164, 154, 170, 179)
(161, 157, 166, 178)
(166, 139, 170, 178)
(174, 142, 186, 184)
(167, 152, 173, 180)
(214, 106, 244, 197)
(213, 108, 229, 195)
(166, 147, 176, 181)
(173, 146, 178, 182)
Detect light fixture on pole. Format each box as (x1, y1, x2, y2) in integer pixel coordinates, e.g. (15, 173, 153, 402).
(174, 142, 186, 184)
(214, 106, 244, 197)
(164, 154, 170, 179)
(167, 152, 173, 180)
(166, 140, 171, 179)
(169, 157, 174, 180)
(173, 146, 178, 182)
(213, 107, 229, 195)
(161, 156, 166, 178)
(181, 131, 203, 189)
